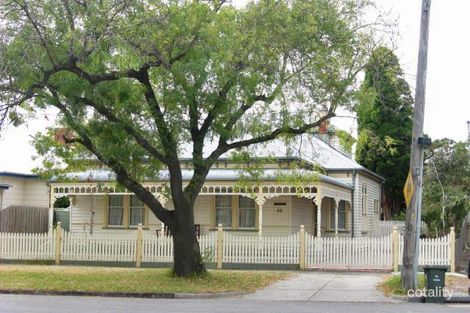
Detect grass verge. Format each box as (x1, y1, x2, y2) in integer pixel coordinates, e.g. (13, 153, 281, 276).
(0, 265, 290, 294)
(378, 274, 425, 296)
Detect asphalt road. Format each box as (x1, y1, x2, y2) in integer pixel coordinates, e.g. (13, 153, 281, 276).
(0, 295, 469, 313)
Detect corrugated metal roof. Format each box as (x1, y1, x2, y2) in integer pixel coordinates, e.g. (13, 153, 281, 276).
(0, 171, 39, 179)
(52, 168, 353, 190)
(180, 135, 364, 169)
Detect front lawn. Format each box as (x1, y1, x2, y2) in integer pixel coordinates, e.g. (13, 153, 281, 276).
(0, 265, 290, 294)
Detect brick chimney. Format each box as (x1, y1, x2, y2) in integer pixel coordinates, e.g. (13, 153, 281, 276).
(318, 105, 329, 135)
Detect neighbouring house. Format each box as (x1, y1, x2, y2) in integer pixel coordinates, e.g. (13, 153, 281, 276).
(0, 171, 50, 233)
(49, 132, 385, 238)
(0, 172, 49, 210)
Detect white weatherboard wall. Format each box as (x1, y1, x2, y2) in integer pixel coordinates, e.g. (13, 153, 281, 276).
(261, 196, 292, 235)
(23, 179, 49, 208)
(0, 176, 49, 210)
(328, 171, 382, 237)
(70, 195, 213, 235)
(358, 173, 381, 235)
(0, 176, 24, 209)
(291, 196, 314, 234)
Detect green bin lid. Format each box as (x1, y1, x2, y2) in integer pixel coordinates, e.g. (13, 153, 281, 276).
(423, 265, 448, 271)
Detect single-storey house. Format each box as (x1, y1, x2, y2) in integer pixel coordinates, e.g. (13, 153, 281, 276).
(49, 133, 384, 238)
(0, 171, 50, 233)
(0, 172, 49, 210)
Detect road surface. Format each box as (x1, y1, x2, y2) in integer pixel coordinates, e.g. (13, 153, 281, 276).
(0, 294, 468, 313)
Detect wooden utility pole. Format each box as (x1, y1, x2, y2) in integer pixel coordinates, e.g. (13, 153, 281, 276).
(401, 0, 432, 290)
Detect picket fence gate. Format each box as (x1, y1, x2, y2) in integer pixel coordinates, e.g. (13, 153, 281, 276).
(0, 223, 456, 271)
(305, 234, 393, 269)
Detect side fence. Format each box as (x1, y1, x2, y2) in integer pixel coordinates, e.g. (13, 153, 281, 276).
(0, 224, 456, 272)
(371, 220, 406, 237)
(0, 206, 49, 233)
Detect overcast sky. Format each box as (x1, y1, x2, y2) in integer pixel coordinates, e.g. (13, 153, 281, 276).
(0, 0, 469, 173)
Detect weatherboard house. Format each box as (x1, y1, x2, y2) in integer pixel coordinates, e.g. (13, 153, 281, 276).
(48, 134, 384, 238)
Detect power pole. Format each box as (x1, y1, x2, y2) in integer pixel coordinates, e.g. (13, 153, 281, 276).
(401, 0, 432, 290)
(467, 121, 470, 145)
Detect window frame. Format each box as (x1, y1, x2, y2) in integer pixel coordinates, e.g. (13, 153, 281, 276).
(106, 195, 148, 228)
(328, 200, 347, 231)
(129, 195, 146, 227)
(215, 195, 232, 228)
(108, 195, 125, 227)
(374, 199, 379, 214)
(238, 196, 256, 229)
(361, 183, 368, 216)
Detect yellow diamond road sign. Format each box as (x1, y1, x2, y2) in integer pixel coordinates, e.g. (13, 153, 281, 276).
(403, 171, 415, 208)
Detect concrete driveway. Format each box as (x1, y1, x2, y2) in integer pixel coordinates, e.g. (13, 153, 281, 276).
(243, 271, 398, 303)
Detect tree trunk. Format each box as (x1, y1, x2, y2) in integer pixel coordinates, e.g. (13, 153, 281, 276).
(170, 202, 206, 277)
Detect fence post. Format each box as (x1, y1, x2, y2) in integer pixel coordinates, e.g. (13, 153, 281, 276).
(216, 224, 224, 269)
(391, 226, 399, 272)
(299, 225, 305, 270)
(135, 223, 143, 268)
(54, 222, 62, 265)
(449, 227, 456, 272)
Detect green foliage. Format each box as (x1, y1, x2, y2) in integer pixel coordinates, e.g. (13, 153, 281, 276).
(355, 47, 413, 215)
(422, 139, 470, 237)
(0, 0, 379, 275)
(53, 196, 71, 209)
(335, 129, 356, 154)
(0, 0, 376, 182)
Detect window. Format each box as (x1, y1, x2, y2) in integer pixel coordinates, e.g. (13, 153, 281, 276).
(361, 183, 368, 216)
(374, 199, 379, 214)
(361, 183, 369, 232)
(129, 195, 145, 226)
(338, 201, 346, 230)
(215, 195, 232, 227)
(108, 195, 124, 226)
(239, 196, 255, 228)
(329, 200, 347, 230)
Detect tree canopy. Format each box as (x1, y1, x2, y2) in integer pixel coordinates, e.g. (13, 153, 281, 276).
(355, 46, 413, 218)
(422, 138, 470, 237)
(0, 0, 377, 276)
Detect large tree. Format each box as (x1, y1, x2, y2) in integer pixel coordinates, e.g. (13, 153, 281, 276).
(0, 0, 376, 276)
(355, 46, 413, 218)
(422, 138, 470, 237)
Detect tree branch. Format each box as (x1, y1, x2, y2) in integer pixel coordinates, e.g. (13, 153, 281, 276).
(48, 89, 173, 224)
(72, 96, 169, 164)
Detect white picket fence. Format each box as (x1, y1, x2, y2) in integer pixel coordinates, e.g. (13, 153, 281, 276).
(398, 234, 450, 266)
(223, 232, 299, 264)
(305, 234, 393, 269)
(62, 231, 136, 262)
(0, 232, 54, 260)
(141, 232, 216, 263)
(0, 226, 456, 271)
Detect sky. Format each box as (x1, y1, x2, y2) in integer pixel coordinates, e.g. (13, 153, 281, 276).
(0, 0, 469, 173)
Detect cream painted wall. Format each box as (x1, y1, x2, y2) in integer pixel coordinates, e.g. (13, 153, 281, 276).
(356, 173, 381, 236)
(0, 176, 49, 210)
(290, 196, 314, 234)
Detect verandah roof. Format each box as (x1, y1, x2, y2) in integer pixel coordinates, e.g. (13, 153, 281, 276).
(50, 168, 353, 204)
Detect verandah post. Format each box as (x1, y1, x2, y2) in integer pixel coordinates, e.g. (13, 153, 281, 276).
(299, 225, 306, 270)
(449, 227, 455, 272)
(391, 226, 399, 272)
(135, 223, 143, 268)
(216, 224, 224, 269)
(54, 222, 62, 265)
